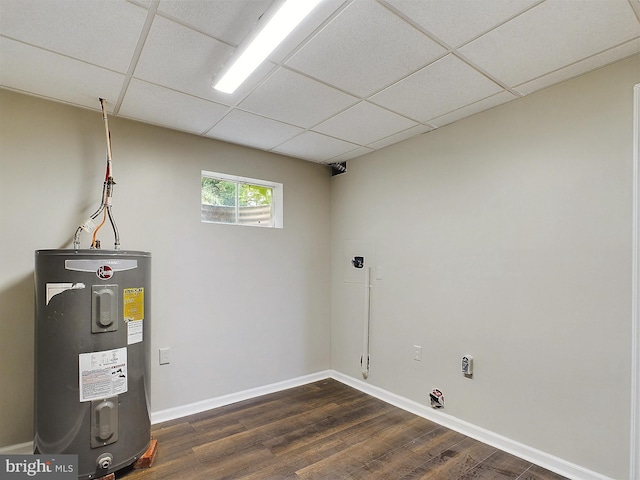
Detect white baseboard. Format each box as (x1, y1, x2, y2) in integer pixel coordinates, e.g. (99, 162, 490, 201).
(331, 371, 614, 480)
(151, 370, 332, 425)
(0, 370, 613, 480)
(0, 441, 32, 454)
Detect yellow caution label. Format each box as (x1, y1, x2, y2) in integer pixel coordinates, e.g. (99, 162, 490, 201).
(123, 287, 144, 321)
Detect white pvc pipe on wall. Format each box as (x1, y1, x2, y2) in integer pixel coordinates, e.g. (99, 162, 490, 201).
(361, 266, 372, 379)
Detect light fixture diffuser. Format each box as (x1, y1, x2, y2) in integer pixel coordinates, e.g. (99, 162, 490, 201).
(213, 0, 322, 94)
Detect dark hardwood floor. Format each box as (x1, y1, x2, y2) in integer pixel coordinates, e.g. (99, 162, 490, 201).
(119, 379, 567, 479)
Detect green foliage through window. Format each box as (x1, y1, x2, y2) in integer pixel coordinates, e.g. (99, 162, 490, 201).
(201, 177, 236, 206)
(201, 173, 281, 228)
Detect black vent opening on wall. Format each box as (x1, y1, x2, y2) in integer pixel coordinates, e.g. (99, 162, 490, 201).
(330, 162, 347, 176)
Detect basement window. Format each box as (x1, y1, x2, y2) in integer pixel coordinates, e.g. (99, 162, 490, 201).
(201, 171, 283, 228)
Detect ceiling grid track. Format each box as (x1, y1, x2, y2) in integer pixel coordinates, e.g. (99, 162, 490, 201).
(1, 0, 638, 163)
(114, 0, 160, 115)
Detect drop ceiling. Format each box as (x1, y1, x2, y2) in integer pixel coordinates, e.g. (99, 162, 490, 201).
(1, 0, 639, 163)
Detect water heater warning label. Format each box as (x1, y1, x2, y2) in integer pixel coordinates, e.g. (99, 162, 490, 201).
(79, 347, 127, 402)
(124, 288, 144, 320)
(124, 287, 144, 345)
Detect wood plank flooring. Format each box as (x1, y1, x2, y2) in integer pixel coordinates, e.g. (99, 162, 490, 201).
(118, 379, 568, 480)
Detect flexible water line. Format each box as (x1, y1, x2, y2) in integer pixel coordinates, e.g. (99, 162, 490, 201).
(72, 98, 120, 250)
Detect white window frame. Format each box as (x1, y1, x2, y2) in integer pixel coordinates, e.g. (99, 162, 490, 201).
(201, 170, 283, 228)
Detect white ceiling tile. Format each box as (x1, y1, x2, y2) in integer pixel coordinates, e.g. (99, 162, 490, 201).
(205, 110, 304, 150)
(313, 101, 417, 146)
(119, 79, 229, 134)
(370, 54, 504, 122)
(285, 1, 447, 97)
(386, 0, 540, 48)
(327, 146, 376, 163)
(239, 67, 358, 128)
(269, 0, 349, 63)
(0, 37, 125, 111)
(515, 39, 640, 96)
(0, 0, 147, 73)
(134, 16, 237, 101)
(460, 0, 640, 87)
(157, 0, 272, 46)
(1, 0, 635, 161)
(429, 91, 517, 128)
(273, 131, 359, 162)
(128, 0, 155, 8)
(367, 124, 434, 150)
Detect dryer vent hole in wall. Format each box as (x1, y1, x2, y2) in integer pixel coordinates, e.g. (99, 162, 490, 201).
(430, 388, 444, 408)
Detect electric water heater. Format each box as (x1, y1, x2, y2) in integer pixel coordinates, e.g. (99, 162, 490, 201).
(34, 98, 151, 478)
(34, 249, 151, 479)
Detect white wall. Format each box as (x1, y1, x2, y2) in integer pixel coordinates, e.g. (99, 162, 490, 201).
(0, 90, 332, 446)
(330, 55, 639, 480)
(2, 55, 638, 479)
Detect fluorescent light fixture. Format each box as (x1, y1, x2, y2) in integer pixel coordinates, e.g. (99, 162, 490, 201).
(213, 0, 322, 94)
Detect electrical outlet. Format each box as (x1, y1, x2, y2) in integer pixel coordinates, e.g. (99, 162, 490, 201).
(413, 345, 422, 362)
(159, 348, 170, 365)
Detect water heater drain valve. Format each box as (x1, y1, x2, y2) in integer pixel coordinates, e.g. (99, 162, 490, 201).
(96, 453, 113, 470)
